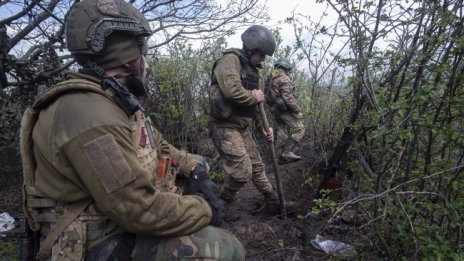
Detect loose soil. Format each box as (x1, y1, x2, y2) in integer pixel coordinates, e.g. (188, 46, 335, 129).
(0, 137, 375, 260)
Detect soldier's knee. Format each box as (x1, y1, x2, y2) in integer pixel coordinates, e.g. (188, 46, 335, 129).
(200, 226, 245, 260)
(148, 226, 245, 261)
(227, 162, 253, 182)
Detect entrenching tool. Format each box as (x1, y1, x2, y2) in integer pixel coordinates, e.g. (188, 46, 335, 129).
(258, 102, 287, 218)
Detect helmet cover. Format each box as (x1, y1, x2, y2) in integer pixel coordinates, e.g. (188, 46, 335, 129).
(274, 58, 293, 71)
(66, 0, 152, 56)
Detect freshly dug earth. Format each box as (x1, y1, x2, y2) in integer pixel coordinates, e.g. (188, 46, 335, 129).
(0, 138, 371, 260)
(219, 138, 327, 260)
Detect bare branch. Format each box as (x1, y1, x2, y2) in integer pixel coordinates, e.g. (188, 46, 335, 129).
(9, 0, 59, 49)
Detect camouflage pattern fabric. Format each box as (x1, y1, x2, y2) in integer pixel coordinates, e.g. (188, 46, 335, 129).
(270, 68, 301, 114)
(85, 233, 135, 260)
(270, 68, 305, 147)
(50, 220, 86, 261)
(210, 126, 273, 193)
(274, 113, 305, 148)
(131, 226, 245, 261)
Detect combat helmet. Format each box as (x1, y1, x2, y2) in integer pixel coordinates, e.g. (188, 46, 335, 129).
(274, 59, 293, 71)
(241, 25, 276, 56)
(65, 0, 152, 69)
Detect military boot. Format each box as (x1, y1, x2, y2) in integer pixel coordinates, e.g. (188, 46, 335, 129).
(263, 191, 281, 216)
(263, 190, 299, 216)
(219, 176, 245, 222)
(280, 138, 301, 164)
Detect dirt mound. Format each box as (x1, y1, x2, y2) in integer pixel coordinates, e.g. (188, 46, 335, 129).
(218, 138, 329, 260)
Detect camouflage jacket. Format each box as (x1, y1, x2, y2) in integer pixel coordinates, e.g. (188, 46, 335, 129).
(270, 68, 301, 114)
(25, 72, 212, 241)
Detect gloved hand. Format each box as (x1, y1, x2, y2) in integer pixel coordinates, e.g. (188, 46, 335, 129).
(187, 165, 225, 226)
(208, 198, 225, 226)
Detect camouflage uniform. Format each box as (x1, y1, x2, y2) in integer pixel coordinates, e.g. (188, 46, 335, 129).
(19, 0, 244, 260)
(208, 48, 277, 208)
(20, 72, 244, 260)
(269, 68, 305, 162)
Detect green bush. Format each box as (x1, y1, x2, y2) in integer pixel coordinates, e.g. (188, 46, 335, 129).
(0, 240, 19, 261)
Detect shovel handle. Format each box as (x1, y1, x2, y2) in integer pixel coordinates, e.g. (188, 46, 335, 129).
(258, 102, 287, 218)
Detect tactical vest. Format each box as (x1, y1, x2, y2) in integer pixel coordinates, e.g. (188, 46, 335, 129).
(20, 77, 177, 259)
(210, 49, 260, 119)
(131, 110, 179, 193)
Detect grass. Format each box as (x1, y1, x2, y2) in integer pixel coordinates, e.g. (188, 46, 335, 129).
(0, 240, 19, 261)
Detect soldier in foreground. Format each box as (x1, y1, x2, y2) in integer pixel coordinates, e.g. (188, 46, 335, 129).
(208, 25, 283, 221)
(19, 0, 244, 259)
(268, 59, 304, 164)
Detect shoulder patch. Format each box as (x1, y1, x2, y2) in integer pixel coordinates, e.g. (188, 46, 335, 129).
(83, 134, 135, 193)
(97, 0, 120, 15)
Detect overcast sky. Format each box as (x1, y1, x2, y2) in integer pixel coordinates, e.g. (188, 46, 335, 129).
(226, 0, 337, 48)
(0, 0, 339, 60)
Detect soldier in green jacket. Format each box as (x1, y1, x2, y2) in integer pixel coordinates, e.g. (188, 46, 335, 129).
(208, 25, 282, 221)
(19, 0, 244, 260)
(269, 59, 305, 164)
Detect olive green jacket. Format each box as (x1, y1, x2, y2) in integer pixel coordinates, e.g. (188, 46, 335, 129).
(270, 68, 301, 114)
(31, 72, 211, 237)
(209, 48, 263, 130)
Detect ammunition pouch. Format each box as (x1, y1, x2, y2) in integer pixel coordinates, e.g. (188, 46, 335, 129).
(130, 110, 181, 194)
(275, 97, 288, 112)
(208, 84, 233, 119)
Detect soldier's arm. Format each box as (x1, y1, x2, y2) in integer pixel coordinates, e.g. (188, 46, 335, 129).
(214, 54, 258, 106)
(279, 75, 301, 113)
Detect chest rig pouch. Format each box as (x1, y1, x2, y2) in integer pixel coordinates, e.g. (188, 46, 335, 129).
(236, 55, 259, 118)
(130, 110, 180, 194)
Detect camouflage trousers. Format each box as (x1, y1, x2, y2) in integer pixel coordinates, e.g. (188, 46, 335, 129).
(86, 226, 245, 260)
(210, 126, 273, 193)
(274, 112, 305, 148)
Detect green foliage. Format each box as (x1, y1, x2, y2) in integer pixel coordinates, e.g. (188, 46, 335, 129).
(290, 0, 464, 259)
(385, 194, 463, 260)
(208, 169, 227, 183)
(0, 240, 19, 261)
(312, 189, 339, 214)
(146, 38, 227, 154)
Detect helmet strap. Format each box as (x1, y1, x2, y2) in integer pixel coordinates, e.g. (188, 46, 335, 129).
(87, 61, 107, 78)
(85, 60, 144, 114)
(243, 47, 253, 58)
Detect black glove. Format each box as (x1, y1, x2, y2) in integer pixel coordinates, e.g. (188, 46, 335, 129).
(188, 165, 225, 226)
(208, 196, 225, 226)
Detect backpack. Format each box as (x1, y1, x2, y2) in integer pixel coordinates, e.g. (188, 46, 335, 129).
(264, 74, 288, 112)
